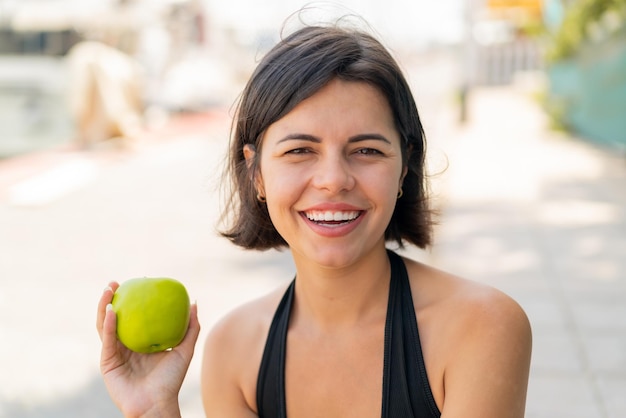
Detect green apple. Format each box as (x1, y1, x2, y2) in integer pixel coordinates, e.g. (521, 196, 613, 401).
(111, 277, 190, 353)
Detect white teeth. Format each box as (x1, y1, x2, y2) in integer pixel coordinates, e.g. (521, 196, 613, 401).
(305, 211, 359, 222)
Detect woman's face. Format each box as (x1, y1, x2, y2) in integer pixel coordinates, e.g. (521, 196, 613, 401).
(246, 78, 405, 269)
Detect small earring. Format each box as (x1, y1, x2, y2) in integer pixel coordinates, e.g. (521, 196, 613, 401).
(257, 193, 266, 203)
(397, 188, 403, 199)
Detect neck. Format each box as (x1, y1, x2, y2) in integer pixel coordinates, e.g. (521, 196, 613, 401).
(290, 246, 391, 333)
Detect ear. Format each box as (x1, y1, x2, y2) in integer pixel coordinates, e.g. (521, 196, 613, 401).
(400, 141, 412, 187)
(243, 144, 265, 195)
(243, 144, 256, 170)
(400, 165, 408, 187)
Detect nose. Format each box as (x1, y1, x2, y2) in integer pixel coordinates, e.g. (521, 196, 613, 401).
(311, 152, 355, 194)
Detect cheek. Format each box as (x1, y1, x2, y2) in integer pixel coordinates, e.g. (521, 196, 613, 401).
(358, 164, 403, 192)
(262, 173, 302, 241)
(260, 164, 305, 214)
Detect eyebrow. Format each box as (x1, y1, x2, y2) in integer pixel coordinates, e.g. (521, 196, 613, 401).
(277, 134, 320, 144)
(277, 133, 391, 144)
(349, 133, 391, 144)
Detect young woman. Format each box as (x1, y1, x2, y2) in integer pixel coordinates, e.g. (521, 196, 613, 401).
(97, 23, 532, 418)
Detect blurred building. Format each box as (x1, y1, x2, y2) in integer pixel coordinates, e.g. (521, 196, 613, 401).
(0, 0, 223, 157)
(464, 0, 545, 86)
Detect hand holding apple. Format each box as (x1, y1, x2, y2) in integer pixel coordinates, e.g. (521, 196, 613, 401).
(96, 279, 200, 418)
(111, 277, 191, 353)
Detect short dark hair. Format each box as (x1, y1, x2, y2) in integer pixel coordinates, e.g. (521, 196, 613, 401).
(220, 24, 433, 250)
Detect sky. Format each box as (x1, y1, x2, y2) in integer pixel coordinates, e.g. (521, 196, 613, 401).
(204, 0, 466, 47)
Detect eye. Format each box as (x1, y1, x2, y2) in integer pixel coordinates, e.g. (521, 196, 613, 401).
(355, 148, 384, 156)
(285, 147, 312, 155)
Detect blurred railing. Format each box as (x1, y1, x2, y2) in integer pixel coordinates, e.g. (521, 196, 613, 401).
(474, 37, 544, 85)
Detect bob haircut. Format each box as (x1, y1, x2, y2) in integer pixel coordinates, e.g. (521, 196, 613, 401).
(221, 23, 433, 250)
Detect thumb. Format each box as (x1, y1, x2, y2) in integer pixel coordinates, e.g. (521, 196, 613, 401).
(100, 304, 122, 374)
(175, 303, 201, 362)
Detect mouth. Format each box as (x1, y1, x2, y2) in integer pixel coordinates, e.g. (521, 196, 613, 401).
(302, 210, 363, 226)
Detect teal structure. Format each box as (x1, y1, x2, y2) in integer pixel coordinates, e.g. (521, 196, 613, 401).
(547, 28, 626, 150)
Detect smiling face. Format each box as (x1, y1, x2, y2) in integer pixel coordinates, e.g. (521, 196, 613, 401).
(245, 78, 405, 269)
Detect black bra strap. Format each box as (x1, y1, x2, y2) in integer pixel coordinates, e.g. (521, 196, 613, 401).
(256, 280, 294, 418)
(256, 250, 440, 417)
(384, 250, 440, 417)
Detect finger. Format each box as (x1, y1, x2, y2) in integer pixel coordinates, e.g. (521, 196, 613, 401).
(96, 282, 119, 339)
(175, 302, 201, 362)
(100, 304, 121, 375)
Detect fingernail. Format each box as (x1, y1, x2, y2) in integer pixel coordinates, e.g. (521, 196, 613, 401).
(104, 286, 113, 294)
(106, 303, 113, 312)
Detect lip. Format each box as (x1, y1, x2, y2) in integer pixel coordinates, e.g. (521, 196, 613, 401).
(299, 203, 366, 238)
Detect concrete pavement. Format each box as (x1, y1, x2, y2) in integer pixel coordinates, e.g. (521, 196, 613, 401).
(423, 86, 626, 418)
(0, 85, 624, 418)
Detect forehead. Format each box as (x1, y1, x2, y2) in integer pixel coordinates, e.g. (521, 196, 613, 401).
(263, 79, 398, 143)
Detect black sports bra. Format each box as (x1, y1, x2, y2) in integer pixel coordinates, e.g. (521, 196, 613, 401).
(256, 250, 441, 417)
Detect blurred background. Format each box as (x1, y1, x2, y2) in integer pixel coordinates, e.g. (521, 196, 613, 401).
(0, 0, 625, 417)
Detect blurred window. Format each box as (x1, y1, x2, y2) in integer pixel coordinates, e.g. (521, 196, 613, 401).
(0, 29, 81, 56)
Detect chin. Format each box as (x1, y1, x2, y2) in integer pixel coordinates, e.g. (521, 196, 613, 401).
(303, 243, 375, 270)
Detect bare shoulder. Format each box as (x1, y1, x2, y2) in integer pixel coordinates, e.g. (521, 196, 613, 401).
(403, 257, 532, 417)
(204, 282, 288, 350)
(403, 257, 531, 338)
(201, 282, 290, 416)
